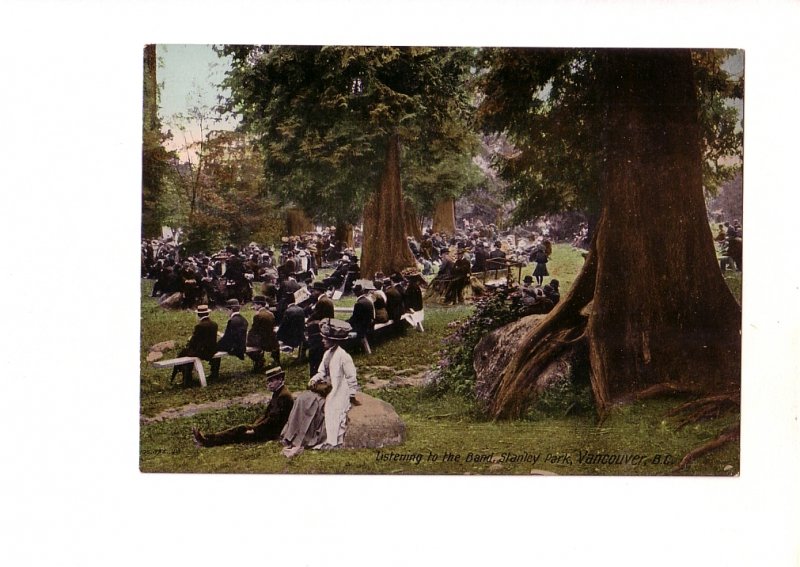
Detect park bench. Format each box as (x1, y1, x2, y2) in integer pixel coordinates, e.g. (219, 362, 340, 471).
(151, 346, 264, 387)
(332, 306, 425, 354)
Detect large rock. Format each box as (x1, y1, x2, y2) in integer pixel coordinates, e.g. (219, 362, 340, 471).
(343, 392, 406, 449)
(146, 351, 164, 363)
(150, 340, 176, 353)
(473, 315, 576, 407)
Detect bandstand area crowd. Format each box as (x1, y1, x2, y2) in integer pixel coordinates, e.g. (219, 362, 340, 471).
(142, 212, 740, 455)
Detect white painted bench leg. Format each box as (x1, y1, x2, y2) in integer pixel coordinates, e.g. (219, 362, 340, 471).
(193, 358, 207, 387)
(361, 337, 372, 355)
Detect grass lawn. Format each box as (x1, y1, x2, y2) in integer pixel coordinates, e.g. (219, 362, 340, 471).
(140, 243, 742, 476)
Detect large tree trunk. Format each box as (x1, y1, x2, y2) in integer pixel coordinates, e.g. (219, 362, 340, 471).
(285, 207, 314, 236)
(432, 197, 456, 235)
(404, 199, 423, 241)
(335, 222, 354, 249)
(361, 134, 418, 278)
(490, 50, 741, 418)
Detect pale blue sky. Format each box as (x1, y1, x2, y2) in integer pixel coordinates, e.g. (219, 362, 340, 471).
(157, 44, 231, 122)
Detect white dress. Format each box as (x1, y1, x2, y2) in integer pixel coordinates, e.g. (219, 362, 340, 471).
(313, 345, 359, 448)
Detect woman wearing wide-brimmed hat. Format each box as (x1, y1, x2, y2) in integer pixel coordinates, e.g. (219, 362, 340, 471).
(280, 319, 359, 457)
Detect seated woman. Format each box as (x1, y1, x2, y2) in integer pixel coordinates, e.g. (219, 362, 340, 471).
(280, 319, 360, 457)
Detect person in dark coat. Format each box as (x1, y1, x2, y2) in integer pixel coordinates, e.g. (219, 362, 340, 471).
(192, 371, 293, 446)
(404, 273, 424, 312)
(171, 304, 219, 387)
(489, 240, 506, 262)
(531, 246, 550, 286)
(210, 299, 249, 381)
(347, 283, 375, 339)
(247, 295, 280, 372)
(307, 282, 335, 322)
(384, 276, 405, 323)
(277, 302, 306, 349)
(545, 279, 560, 306)
(472, 241, 488, 273)
(447, 249, 471, 305)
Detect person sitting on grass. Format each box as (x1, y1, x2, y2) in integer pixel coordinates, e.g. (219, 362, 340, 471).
(192, 369, 293, 447)
(280, 319, 360, 458)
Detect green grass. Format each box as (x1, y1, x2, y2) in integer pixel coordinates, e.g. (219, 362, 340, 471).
(140, 243, 741, 475)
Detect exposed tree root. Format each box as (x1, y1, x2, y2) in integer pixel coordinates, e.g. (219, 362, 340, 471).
(672, 424, 740, 473)
(490, 241, 598, 419)
(666, 393, 741, 430)
(614, 382, 697, 405)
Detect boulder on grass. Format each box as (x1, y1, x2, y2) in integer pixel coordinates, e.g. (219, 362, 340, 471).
(146, 351, 164, 363)
(473, 314, 576, 407)
(150, 340, 176, 353)
(343, 393, 405, 449)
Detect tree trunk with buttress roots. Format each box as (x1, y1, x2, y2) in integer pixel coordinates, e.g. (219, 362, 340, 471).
(404, 199, 423, 241)
(360, 134, 418, 278)
(432, 197, 457, 236)
(489, 50, 741, 419)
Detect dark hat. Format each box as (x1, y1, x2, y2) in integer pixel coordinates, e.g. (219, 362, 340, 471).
(319, 318, 352, 340)
(523, 275, 533, 283)
(225, 299, 240, 309)
(549, 279, 560, 289)
(252, 295, 267, 305)
(390, 273, 405, 284)
(312, 281, 327, 291)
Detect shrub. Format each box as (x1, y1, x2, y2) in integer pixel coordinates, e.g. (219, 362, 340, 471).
(430, 286, 528, 398)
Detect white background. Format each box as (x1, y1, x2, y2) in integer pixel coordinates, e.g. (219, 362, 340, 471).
(0, 1, 798, 565)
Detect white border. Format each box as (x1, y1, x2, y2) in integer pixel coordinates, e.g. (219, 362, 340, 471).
(1, 1, 798, 565)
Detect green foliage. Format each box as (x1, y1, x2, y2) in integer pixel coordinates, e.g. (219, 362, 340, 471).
(475, 48, 743, 223)
(219, 45, 484, 224)
(433, 286, 526, 398)
(526, 378, 594, 419)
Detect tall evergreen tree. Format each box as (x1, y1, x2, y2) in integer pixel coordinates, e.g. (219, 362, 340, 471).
(220, 45, 483, 274)
(477, 49, 742, 426)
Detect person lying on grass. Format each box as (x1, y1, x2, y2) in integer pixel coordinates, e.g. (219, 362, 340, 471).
(192, 370, 293, 447)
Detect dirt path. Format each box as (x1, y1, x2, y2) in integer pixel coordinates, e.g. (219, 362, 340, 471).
(141, 391, 272, 425)
(141, 365, 434, 426)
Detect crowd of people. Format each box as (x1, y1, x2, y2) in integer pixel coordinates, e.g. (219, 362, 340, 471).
(149, 219, 568, 457)
(142, 227, 362, 310)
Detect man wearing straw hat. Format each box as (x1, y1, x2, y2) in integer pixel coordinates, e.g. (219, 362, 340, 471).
(171, 304, 218, 387)
(192, 369, 293, 447)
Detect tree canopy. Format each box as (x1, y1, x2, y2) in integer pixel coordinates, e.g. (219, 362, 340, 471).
(219, 45, 484, 226)
(475, 48, 743, 225)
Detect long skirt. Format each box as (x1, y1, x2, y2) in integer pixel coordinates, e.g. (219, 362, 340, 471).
(280, 391, 326, 448)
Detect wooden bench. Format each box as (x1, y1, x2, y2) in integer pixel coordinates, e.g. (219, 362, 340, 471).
(151, 346, 263, 387)
(333, 307, 425, 354)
